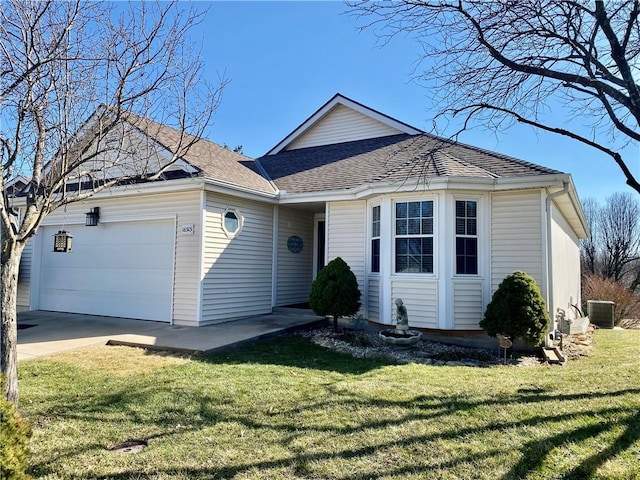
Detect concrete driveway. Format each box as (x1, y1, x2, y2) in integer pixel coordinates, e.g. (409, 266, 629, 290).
(17, 309, 324, 361)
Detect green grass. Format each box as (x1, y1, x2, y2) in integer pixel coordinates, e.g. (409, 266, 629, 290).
(18, 329, 640, 480)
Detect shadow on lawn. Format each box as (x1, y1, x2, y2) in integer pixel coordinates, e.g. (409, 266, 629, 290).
(50, 389, 638, 480)
(204, 335, 392, 374)
(26, 337, 640, 480)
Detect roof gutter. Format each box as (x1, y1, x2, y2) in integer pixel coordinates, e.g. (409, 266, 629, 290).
(277, 173, 572, 204)
(203, 177, 279, 203)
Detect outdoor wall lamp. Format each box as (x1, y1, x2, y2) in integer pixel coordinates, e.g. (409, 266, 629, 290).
(85, 207, 100, 226)
(53, 230, 73, 252)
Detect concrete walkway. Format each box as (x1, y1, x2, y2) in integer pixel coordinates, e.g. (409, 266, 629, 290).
(17, 308, 325, 361)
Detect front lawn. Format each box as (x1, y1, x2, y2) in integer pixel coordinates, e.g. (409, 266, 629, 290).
(19, 329, 640, 479)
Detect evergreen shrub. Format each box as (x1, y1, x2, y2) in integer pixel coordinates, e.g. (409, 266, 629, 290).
(480, 271, 550, 346)
(309, 257, 361, 330)
(1, 377, 32, 480)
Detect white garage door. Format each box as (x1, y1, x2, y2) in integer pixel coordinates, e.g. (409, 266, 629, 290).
(39, 219, 175, 322)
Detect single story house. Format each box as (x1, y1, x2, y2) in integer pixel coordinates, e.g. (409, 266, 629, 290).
(17, 94, 589, 337)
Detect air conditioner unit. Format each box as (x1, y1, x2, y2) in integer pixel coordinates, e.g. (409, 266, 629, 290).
(587, 300, 615, 329)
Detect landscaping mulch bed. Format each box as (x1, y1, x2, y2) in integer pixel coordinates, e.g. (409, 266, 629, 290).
(298, 322, 598, 367)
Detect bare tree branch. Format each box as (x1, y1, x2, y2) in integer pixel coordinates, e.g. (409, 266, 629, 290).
(0, 0, 223, 404)
(350, 0, 640, 194)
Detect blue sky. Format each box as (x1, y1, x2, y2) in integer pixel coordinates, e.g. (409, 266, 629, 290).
(192, 1, 638, 204)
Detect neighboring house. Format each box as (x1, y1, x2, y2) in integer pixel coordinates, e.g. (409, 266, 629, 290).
(5, 175, 29, 197)
(17, 94, 589, 338)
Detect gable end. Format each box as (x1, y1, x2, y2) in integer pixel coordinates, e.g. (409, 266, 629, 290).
(267, 93, 423, 155)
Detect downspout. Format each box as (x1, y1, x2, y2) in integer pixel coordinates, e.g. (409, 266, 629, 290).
(545, 181, 569, 345)
(271, 205, 279, 310)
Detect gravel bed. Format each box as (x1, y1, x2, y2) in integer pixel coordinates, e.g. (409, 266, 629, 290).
(297, 325, 544, 367)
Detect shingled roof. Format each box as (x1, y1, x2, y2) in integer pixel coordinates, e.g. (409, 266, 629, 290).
(256, 133, 563, 194)
(120, 111, 276, 195)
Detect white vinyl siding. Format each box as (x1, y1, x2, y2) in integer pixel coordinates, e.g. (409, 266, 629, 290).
(550, 203, 582, 319)
(202, 194, 274, 324)
(326, 200, 366, 309)
(34, 190, 201, 324)
(453, 281, 483, 330)
(391, 278, 438, 329)
(491, 191, 544, 291)
(368, 277, 380, 322)
(17, 238, 32, 310)
(287, 104, 402, 150)
(276, 207, 314, 306)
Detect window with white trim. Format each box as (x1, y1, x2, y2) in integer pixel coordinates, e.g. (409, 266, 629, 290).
(371, 205, 381, 273)
(455, 200, 478, 274)
(395, 200, 434, 273)
(222, 208, 242, 238)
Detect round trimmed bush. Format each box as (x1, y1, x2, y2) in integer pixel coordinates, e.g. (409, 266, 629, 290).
(480, 271, 550, 347)
(1, 377, 32, 480)
(309, 257, 361, 330)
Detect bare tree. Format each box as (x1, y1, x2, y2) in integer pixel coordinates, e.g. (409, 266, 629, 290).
(580, 197, 601, 275)
(1, 0, 223, 404)
(600, 192, 640, 282)
(579, 193, 640, 292)
(351, 0, 640, 194)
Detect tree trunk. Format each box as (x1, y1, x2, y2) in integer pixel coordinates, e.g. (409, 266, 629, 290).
(1, 243, 25, 405)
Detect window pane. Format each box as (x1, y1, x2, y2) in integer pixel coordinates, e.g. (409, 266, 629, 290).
(371, 239, 380, 273)
(456, 218, 465, 235)
(396, 202, 407, 218)
(456, 201, 466, 218)
(372, 205, 380, 222)
(422, 201, 433, 217)
(396, 219, 407, 235)
(467, 237, 477, 256)
(466, 201, 477, 218)
(456, 238, 478, 274)
(422, 255, 433, 273)
(409, 238, 422, 256)
(467, 219, 477, 236)
(396, 255, 408, 273)
(408, 256, 420, 272)
(465, 256, 478, 275)
(396, 238, 408, 255)
(456, 256, 465, 274)
(408, 201, 421, 218)
(422, 218, 433, 235)
(373, 222, 380, 238)
(423, 237, 433, 255)
(408, 218, 421, 235)
(224, 212, 239, 233)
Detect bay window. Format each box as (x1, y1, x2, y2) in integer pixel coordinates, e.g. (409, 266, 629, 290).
(371, 205, 381, 273)
(455, 200, 478, 274)
(395, 200, 434, 273)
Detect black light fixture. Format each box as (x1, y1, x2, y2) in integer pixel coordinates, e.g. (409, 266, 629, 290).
(53, 230, 73, 252)
(85, 207, 100, 226)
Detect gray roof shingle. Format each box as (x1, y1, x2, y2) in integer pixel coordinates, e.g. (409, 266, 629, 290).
(122, 112, 276, 195)
(256, 133, 563, 194)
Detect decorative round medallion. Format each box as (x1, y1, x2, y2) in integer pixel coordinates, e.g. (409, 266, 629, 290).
(287, 235, 303, 253)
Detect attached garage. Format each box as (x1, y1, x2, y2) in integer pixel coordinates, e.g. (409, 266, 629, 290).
(36, 219, 175, 322)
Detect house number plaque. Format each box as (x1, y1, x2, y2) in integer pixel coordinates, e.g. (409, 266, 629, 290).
(180, 224, 195, 235)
